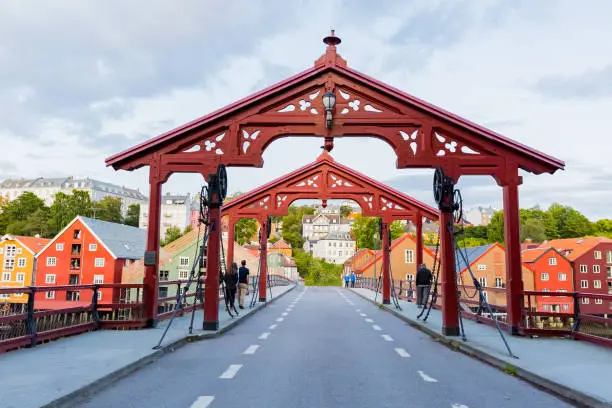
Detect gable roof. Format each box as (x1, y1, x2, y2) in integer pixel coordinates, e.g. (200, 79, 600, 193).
(1, 234, 50, 255)
(106, 39, 564, 175)
(455, 244, 496, 273)
(537, 237, 612, 261)
(272, 239, 292, 249)
(162, 228, 201, 255)
(521, 247, 549, 263)
(36, 216, 147, 260)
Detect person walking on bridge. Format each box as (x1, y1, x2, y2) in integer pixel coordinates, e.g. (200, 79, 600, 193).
(344, 273, 350, 288)
(416, 263, 433, 308)
(350, 272, 356, 288)
(224, 262, 239, 315)
(238, 260, 250, 309)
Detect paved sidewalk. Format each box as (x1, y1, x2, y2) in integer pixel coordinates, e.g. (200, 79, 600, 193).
(0, 285, 295, 408)
(351, 287, 612, 408)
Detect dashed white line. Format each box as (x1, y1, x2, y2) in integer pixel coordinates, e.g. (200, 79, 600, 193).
(372, 325, 382, 331)
(282, 312, 288, 316)
(269, 324, 278, 330)
(259, 332, 270, 340)
(360, 313, 367, 317)
(418, 371, 438, 383)
(382, 334, 393, 341)
(365, 318, 374, 323)
(219, 364, 242, 379)
(356, 309, 361, 312)
(244, 345, 260, 354)
(451, 404, 469, 408)
(395, 348, 410, 357)
(190, 396, 215, 408)
(276, 317, 284, 322)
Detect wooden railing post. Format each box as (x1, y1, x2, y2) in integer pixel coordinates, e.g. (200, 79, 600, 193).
(26, 288, 37, 348)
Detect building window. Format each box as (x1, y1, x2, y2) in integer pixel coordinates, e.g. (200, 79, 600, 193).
(2, 272, 10, 281)
(580, 280, 588, 289)
(477, 264, 487, 271)
(541, 272, 549, 281)
(607, 251, 612, 263)
(0, 248, 3, 255)
(481, 291, 488, 301)
(542, 288, 550, 297)
(89, 244, 97, 251)
(73, 229, 81, 239)
(97, 291, 102, 301)
(579, 264, 587, 273)
(405, 250, 414, 264)
(406, 274, 414, 282)
(16, 273, 25, 283)
(179, 270, 189, 279)
(608, 266, 612, 279)
(478, 277, 487, 287)
(45, 274, 56, 284)
(93, 275, 104, 284)
(562, 304, 569, 311)
(45, 291, 55, 299)
(593, 265, 600, 273)
(594, 250, 602, 259)
(548, 257, 557, 266)
(56, 243, 64, 251)
(594, 280, 601, 289)
(16, 248, 22, 254)
(5, 245, 16, 257)
(17, 258, 26, 268)
(180, 257, 189, 267)
(94, 258, 105, 267)
(582, 297, 590, 304)
(47, 257, 57, 266)
(542, 304, 550, 311)
(595, 298, 603, 305)
(558, 272, 567, 281)
(4, 259, 14, 270)
(495, 278, 503, 287)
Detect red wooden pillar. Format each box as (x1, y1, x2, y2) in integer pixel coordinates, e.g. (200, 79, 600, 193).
(503, 174, 524, 335)
(382, 221, 391, 304)
(415, 212, 424, 267)
(203, 193, 221, 330)
(440, 211, 460, 336)
(143, 165, 162, 328)
(226, 216, 235, 270)
(259, 218, 268, 302)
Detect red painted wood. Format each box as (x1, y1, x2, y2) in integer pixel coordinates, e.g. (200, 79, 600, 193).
(259, 219, 268, 302)
(382, 222, 391, 304)
(440, 212, 459, 336)
(203, 205, 221, 330)
(415, 213, 423, 267)
(226, 217, 235, 270)
(503, 176, 524, 335)
(144, 174, 162, 327)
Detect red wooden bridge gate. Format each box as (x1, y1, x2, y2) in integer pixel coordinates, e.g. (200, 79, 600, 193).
(105, 32, 564, 335)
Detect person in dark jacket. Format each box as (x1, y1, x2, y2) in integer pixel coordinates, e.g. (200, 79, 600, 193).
(237, 260, 250, 309)
(224, 262, 239, 315)
(415, 263, 433, 308)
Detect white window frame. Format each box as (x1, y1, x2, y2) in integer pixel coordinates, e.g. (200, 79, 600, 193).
(56, 243, 64, 251)
(2, 272, 10, 282)
(542, 304, 550, 311)
(562, 304, 569, 311)
(594, 250, 602, 259)
(47, 257, 57, 267)
(4, 259, 14, 270)
(406, 274, 414, 282)
(581, 297, 590, 304)
(495, 278, 503, 288)
(5, 245, 16, 257)
(579, 264, 587, 273)
(548, 257, 557, 266)
(17, 258, 26, 268)
(16, 273, 25, 283)
(593, 265, 600, 273)
(607, 250, 612, 263)
(580, 280, 588, 289)
(595, 298, 603, 305)
(0, 248, 3, 254)
(477, 264, 487, 271)
(179, 270, 189, 279)
(89, 243, 97, 251)
(179, 257, 190, 267)
(405, 249, 414, 264)
(478, 277, 487, 287)
(541, 272, 549, 281)
(97, 291, 102, 301)
(94, 258, 105, 268)
(45, 274, 56, 284)
(558, 272, 567, 281)
(594, 280, 601, 289)
(93, 275, 104, 284)
(45, 291, 55, 299)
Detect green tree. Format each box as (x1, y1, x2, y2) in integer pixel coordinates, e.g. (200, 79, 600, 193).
(487, 211, 505, 243)
(457, 236, 489, 247)
(93, 196, 122, 223)
(547, 203, 593, 238)
(592, 219, 612, 238)
(520, 218, 547, 242)
(351, 216, 404, 249)
(124, 204, 140, 227)
(340, 205, 353, 218)
(390, 220, 404, 240)
(235, 218, 258, 245)
(26, 208, 52, 237)
(49, 190, 93, 234)
(161, 226, 182, 246)
(278, 205, 315, 251)
(183, 225, 193, 234)
(3, 192, 46, 223)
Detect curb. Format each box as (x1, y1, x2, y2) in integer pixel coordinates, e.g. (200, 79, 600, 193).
(350, 289, 610, 408)
(42, 285, 296, 408)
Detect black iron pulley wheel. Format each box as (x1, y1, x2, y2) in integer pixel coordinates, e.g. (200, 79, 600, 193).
(433, 168, 445, 205)
(199, 185, 210, 222)
(452, 189, 463, 224)
(216, 164, 228, 202)
(267, 216, 272, 238)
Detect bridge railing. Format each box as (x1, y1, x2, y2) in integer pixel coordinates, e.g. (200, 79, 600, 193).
(0, 273, 294, 353)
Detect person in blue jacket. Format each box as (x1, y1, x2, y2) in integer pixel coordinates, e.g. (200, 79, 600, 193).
(350, 272, 356, 288)
(344, 274, 350, 287)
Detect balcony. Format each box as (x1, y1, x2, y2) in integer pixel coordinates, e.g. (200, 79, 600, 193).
(70, 258, 81, 271)
(71, 244, 82, 255)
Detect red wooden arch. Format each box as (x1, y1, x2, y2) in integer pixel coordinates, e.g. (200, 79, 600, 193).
(107, 32, 564, 336)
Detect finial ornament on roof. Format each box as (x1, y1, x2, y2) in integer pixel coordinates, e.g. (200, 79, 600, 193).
(323, 30, 342, 47)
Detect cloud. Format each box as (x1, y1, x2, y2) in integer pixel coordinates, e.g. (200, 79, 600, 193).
(0, 0, 610, 223)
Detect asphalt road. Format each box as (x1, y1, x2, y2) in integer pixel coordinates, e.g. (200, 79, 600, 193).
(76, 286, 574, 408)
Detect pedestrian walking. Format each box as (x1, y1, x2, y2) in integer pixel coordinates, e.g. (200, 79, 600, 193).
(344, 274, 350, 288)
(416, 263, 433, 308)
(350, 272, 356, 288)
(224, 262, 239, 315)
(237, 260, 249, 309)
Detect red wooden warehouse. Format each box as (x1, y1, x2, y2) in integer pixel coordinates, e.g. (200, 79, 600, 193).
(105, 32, 564, 336)
(35, 216, 146, 307)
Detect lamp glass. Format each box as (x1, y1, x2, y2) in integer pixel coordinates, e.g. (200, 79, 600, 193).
(322, 90, 336, 110)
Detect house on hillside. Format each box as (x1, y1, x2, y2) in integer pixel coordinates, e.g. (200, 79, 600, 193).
(35, 216, 146, 308)
(538, 237, 612, 316)
(0, 234, 50, 310)
(309, 231, 355, 264)
(343, 249, 376, 276)
(522, 247, 573, 313)
(269, 239, 292, 257)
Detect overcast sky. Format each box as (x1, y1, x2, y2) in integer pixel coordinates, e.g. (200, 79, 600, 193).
(1, 1, 611, 220)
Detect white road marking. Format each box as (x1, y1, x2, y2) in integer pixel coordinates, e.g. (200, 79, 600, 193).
(269, 324, 278, 330)
(451, 405, 469, 408)
(365, 318, 374, 323)
(190, 396, 215, 408)
(360, 313, 367, 317)
(382, 334, 393, 341)
(356, 309, 361, 312)
(219, 364, 242, 379)
(244, 345, 260, 354)
(259, 332, 270, 340)
(372, 325, 382, 331)
(282, 312, 288, 316)
(395, 348, 410, 357)
(418, 371, 438, 383)
(276, 317, 284, 322)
